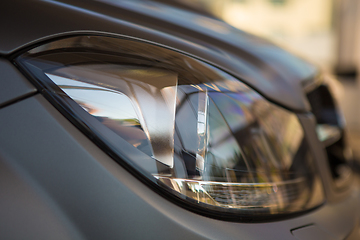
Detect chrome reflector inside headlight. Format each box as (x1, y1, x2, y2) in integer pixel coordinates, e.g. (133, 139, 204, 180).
(17, 35, 324, 217)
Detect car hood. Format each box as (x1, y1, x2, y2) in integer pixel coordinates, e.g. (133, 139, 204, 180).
(0, 0, 317, 111)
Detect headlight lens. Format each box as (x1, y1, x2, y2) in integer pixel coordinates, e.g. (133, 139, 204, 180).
(17, 35, 324, 217)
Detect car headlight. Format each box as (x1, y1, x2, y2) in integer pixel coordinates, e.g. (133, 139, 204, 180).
(16, 35, 324, 219)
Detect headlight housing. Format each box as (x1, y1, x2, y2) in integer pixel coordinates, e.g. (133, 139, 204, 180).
(306, 74, 353, 189)
(16, 35, 324, 219)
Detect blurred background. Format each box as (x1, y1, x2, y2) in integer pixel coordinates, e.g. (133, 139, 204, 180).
(172, 0, 359, 72)
(165, 0, 360, 157)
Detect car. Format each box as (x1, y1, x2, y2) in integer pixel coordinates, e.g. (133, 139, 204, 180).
(0, 0, 359, 239)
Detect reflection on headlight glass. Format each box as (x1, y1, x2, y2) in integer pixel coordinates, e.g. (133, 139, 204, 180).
(18, 36, 324, 215)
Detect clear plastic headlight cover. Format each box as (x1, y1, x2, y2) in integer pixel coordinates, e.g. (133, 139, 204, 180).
(17, 35, 324, 218)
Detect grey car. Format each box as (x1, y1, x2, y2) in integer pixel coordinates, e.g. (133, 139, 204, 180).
(0, 0, 359, 239)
